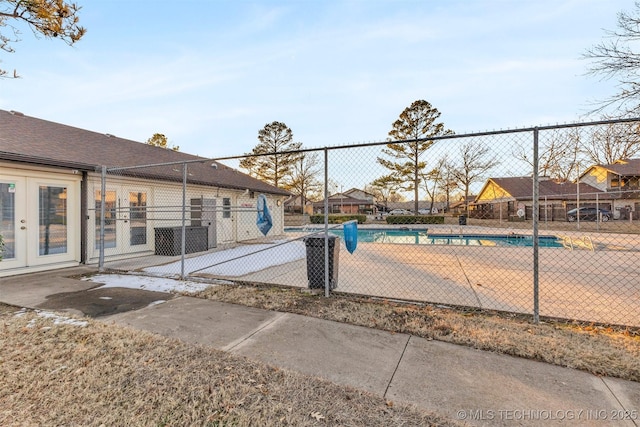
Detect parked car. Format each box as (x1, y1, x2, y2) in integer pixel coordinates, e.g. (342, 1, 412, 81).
(418, 208, 431, 215)
(566, 207, 611, 222)
(388, 208, 412, 215)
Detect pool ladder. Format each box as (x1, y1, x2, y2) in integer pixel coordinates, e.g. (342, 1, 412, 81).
(560, 235, 595, 251)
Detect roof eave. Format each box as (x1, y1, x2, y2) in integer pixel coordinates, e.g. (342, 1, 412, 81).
(0, 151, 97, 171)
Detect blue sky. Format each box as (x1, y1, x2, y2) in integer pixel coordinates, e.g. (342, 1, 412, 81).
(0, 0, 632, 159)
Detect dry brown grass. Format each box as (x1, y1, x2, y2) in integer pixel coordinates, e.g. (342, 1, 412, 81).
(194, 283, 640, 382)
(2, 271, 638, 425)
(0, 305, 458, 426)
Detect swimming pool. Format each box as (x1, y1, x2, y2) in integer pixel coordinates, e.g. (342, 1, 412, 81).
(285, 228, 563, 248)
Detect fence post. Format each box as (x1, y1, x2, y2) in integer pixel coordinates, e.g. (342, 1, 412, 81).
(576, 162, 581, 230)
(99, 165, 107, 272)
(532, 128, 540, 324)
(324, 148, 330, 297)
(596, 192, 600, 232)
(180, 162, 187, 279)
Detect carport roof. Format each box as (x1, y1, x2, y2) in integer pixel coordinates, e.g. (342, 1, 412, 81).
(0, 109, 289, 196)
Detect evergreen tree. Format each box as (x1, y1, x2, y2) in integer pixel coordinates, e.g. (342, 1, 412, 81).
(240, 121, 302, 188)
(378, 100, 453, 214)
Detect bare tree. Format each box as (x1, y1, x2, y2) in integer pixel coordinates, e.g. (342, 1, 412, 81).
(368, 175, 404, 211)
(419, 155, 448, 213)
(288, 152, 322, 213)
(513, 127, 582, 181)
(451, 141, 499, 212)
(583, 120, 640, 164)
(583, 2, 640, 115)
(437, 160, 458, 213)
(326, 179, 340, 198)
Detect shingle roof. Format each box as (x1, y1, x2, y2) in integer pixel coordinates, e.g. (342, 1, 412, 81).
(343, 188, 375, 199)
(598, 158, 640, 176)
(312, 194, 373, 206)
(486, 177, 612, 200)
(0, 109, 289, 196)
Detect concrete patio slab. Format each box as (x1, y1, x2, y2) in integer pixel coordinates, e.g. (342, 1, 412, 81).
(0, 266, 96, 308)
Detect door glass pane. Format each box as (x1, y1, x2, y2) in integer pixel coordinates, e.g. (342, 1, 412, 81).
(95, 190, 116, 249)
(223, 197, 231, 218)
(0, 183, 16, 260)
(39, 186, 67, 255)
(129, 192, 147, 246)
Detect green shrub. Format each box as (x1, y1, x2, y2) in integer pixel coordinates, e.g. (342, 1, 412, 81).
(385, 215, 444, 225)
(310, 214, 367, 224)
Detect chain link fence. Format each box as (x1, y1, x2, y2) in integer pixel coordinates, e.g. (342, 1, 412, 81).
(95, 119, 640, 328)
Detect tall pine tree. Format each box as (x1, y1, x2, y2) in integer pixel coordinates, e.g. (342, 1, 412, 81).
(239, 121, 302, 188)
(378, 100, 453, 214)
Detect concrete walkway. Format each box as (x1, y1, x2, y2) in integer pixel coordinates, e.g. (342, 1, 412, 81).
(1, 267, 639, 427)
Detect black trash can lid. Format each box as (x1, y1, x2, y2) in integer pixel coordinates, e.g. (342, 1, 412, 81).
(304, 233, 338, 240)
(303, 233, 339, 245)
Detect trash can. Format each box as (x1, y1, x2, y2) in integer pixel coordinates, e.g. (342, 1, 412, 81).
(458, 214, 467, 226)
(304, 234, 340, 290)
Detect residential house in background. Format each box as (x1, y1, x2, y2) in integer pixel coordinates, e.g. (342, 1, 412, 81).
(580, 158, 640, 219)
(284, 195, 314, 215)
(0, 109, 289, 277)
(313, 188, 377, 214)
(472, 176, 613, 221)
(448, 196, 474, 215)
(343, 188, 376, 204)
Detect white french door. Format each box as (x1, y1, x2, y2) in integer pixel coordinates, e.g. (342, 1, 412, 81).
(0, 177, 26, 270)
(0, 174, 79, 272)
(91, 186, 151, 258)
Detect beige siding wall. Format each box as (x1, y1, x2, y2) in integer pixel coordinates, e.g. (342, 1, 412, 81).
(85, 173, 285, 263)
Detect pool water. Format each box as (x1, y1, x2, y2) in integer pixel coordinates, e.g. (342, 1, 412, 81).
(420, 234, 563, 248)
(285, 228, 563, 248)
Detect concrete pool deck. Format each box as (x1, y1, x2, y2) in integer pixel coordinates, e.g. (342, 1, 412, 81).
(235, 225, 640, 327)
(102, 225, 640, 327)
(229, 242, 640, 327)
